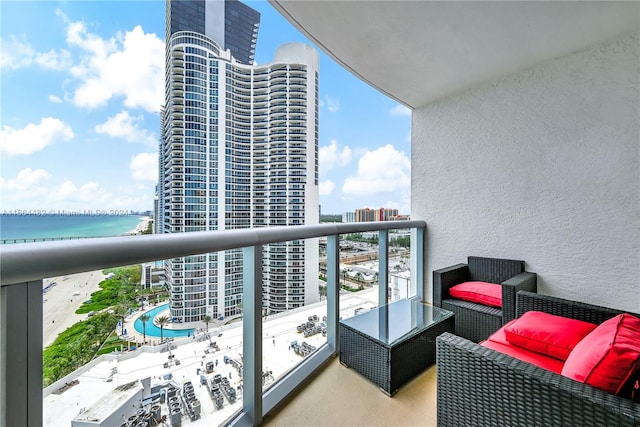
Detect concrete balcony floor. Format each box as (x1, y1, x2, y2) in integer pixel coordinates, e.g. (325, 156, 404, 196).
(264, 357, 437, 426)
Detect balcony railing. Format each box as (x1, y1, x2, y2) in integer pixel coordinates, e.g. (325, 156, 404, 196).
(0, 220, 426, 427)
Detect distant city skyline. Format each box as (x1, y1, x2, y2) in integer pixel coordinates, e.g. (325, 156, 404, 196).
(0, 1, 411, 215)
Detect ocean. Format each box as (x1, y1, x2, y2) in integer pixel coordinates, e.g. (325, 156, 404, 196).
(0, 214, 146, 243)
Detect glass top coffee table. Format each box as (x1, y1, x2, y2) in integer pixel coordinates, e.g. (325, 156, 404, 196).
(339, 299, 454, 396)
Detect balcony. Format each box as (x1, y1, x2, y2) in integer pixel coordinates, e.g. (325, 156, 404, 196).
(0, 221, 426, 426)
(1, 1, 638, 426)
(264, 1, 638, 425)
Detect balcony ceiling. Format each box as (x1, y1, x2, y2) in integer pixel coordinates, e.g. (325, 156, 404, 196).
(270, 1, 639, 109)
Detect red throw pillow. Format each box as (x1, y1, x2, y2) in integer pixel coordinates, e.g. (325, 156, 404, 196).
(503, 311, 597, 360)
(449, 281, 502, 308)
(561, 313, 640, 395)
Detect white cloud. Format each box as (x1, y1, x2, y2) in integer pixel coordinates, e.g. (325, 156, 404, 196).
(0, 168, 52, 200)
(49, 180, 109, 206)
(319, 140, 352, 175)
(0, 37, 35, 69)
(49, 95, 63, 104)
(130, 152, 158, 181)
(66, 20, 164, 112)
(319, 180, 335, 196)
(0, 36, 71, 71)
(35, 48, 72, 70)
(0, 167, 154, 212)
(389, 104, 411, 117)
(0, 117, 74, 155)
(381, 193, 411, 215)
(324, 95, 340, 112)
(342, 144, 410, 195)
(95, 111, 156, 145)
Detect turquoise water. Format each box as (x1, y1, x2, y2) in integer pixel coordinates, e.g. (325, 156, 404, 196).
(0, 214, 145, 242)
(133, 304, 194, 338)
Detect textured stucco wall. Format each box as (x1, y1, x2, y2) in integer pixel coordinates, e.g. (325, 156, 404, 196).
(412, 31, 639, 311)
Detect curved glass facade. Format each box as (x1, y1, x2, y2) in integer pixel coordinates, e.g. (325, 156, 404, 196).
(160, 30, 319, 322)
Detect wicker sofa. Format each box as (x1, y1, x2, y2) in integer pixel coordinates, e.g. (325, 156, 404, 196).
(433, 256, 537, 342)
(436, 291, 640, 427)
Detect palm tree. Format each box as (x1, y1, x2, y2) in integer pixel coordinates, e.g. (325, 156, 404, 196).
(202, 315, 212, 332)
(114, 305, 127, 336)
(156, 315, 169, 344)
(355, 272, 363, 289)
(139, 314, 150, 344)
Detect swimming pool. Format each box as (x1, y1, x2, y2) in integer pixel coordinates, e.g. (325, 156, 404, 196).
(133, 304, 194, 338)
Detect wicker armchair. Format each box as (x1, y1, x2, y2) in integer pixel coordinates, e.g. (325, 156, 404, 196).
(433, 256, 537, 342)
(436, 291, 640, 427)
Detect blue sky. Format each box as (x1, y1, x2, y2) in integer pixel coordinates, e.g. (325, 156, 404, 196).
(0, 1, 411, 215)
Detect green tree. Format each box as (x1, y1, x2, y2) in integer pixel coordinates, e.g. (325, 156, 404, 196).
(114, 305, 128, 335)
(139, 314, 150, 343)
(203, 315, 212, 332)
(156, 315, 169, 344)
(391, 236, 411, 248)
(320, 214, 342, 222)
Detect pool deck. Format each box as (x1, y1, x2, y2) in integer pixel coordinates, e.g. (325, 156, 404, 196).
(123, 303, 231, 344)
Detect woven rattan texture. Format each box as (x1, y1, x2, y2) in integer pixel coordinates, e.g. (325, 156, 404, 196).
(442, 299, 501, 343)
(468, 256, 524, 284)
(340, 314, 454, 395)
(434, 257, 536, 342)
(436, 292, 640, 426)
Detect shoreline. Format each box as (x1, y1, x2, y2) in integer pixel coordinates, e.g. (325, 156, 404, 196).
(2, 214, 152, 243)
(125, 215, 152, 235)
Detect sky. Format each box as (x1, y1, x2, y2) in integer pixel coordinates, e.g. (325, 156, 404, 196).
(0, 1, 411, 216)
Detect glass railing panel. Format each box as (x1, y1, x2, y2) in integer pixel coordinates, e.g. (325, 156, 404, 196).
(260, 237, 326, 393)
(200, 306, 244, 425)
(261, 292, 329, 393)
(3, 221, 426, 427)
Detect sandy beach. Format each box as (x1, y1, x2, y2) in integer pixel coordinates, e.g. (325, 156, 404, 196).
(43, 270, 106, 348)
(42, 217, 151, 347)
(126, 216, 152, 235)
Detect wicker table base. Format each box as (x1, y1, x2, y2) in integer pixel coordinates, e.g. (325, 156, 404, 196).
(339, 300, 454, 396)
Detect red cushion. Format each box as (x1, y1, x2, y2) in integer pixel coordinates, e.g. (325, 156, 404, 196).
(503, 311, 597, 361)
(561, 313, 640, 395)
(482, 324, 565, 374)
(449, 281, 502, 307)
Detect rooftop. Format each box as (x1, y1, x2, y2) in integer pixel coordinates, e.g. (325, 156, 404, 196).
(45, 287, 381, 426)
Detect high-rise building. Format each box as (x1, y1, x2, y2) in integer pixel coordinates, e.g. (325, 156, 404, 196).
(159, 0, 320, 322)
(354, 207, 400, 222)
(166, 0, 259, 65)
(342, 211, 355, 223)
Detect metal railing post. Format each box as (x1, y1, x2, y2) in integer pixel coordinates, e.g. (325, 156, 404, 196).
(242, 245, 263, 426)
(415, 226, 426, 301)
(326, 235, 340, 354)
(378, 230, 389, 306)
(0, 280, 42, 427)
(411, 226, 428, 301)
